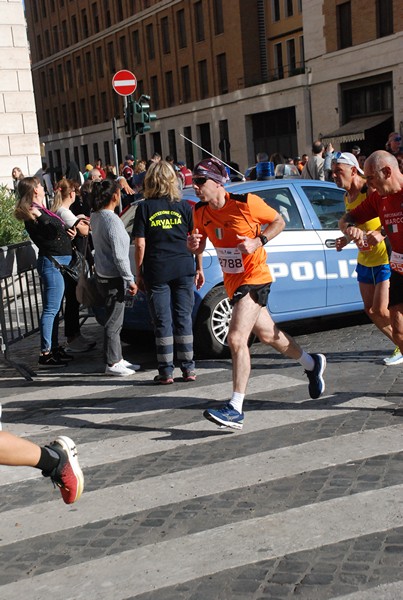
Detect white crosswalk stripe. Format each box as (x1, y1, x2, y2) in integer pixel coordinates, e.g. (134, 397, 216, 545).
(0, 369, 402, 600)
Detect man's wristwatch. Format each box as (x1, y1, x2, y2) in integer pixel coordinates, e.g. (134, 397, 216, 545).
(258, 234, 268, 246)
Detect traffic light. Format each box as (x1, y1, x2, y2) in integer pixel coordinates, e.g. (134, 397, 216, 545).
(134, 96, 157, 134)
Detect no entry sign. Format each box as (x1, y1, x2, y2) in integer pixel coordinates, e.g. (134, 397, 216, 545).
(112, 70, 137, 96)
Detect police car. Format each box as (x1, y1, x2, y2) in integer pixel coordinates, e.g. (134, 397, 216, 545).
(116, 178, 362, 358)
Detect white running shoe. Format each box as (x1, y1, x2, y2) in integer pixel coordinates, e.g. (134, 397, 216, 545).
(105, 362, 134, 377)
(383, 346, 403, 366)
(120, 359, 141, 371)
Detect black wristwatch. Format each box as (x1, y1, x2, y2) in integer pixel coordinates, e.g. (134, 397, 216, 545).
(258, 234, 268, 246)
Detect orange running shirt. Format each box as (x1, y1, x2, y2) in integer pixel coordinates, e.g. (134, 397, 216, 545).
(193, 192, 278, 299)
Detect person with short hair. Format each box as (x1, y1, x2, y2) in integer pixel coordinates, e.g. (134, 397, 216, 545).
(301, 141, 325, 180)
(339, 150, 403, 363)
(334, 153, 400, 365)
(187, 158, 326, 430)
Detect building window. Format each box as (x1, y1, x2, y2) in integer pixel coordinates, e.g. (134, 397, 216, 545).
(104, 0, 111, 28)
(71, 15, 78, 44)
(146, 24, 155, 59)
(40, 71, 48, 97)
(177, 9, 187, 48)
(299, 36, 305, 68)
(137, 79, 144, 97)
(93, 3, 100, 33)
(376, 0, 393, 38)
(119, 36, 128, 69)
(161, 17, 171, 54)
(82, 9, 89, 37)
(297, 0, 302, 12)
(80, 99, 88, 128)
(183, 126, 194, 169)
(96, 46, 104, 77)
(286, 39, 296, 74)
(104, 141, 111, 165)
(337, 2, 352, 49)
(53, 26, 59, 53)
(168, 129, 177, 162)
(73, 147, 80, 166)
(33, 2, 39, 22)
(49, 68, 55, 94)
(76, 55, 83, 85)
(36, 35, 43, 60)
(90, 96, 98, 124)
(71, 102, 78, 129)
(61, 20, 68, 47)
(150, 75, 159, 109)
(194, 2, 205, 42)
(132, 30, 141, 63)
(54, 107, 60, 131)
(101, 92, 108, 117)
(274, 43, 284, 79)
(117, 0, 124, 21)
(272, 0, 280, 22)
(86, 52, 93, 82)
(217, 53, 228, 94)
(57, 64, 64, 91)
(198, 59, 209, 98)
(213, 0, 224, 35)
(66, 60, 73, 87)
(285, 0, 293, 17)
(82, 144, 89, 165)
(61, 104, 68, 130)
(165, 71, 174, 106)
(65, 147, 70, 167)
(41, 0, 47, 18)
(107, 41, 116, 72)
(44, 30, 51, 55)
(181, 65, 191, 103)
(343, 78, 392, 120)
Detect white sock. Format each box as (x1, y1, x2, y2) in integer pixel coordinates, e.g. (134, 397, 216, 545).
(298, 350, 315, 371)
(229, 392, 245, 413)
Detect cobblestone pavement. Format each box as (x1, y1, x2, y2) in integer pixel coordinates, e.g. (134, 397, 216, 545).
(0, 315, 402, 599)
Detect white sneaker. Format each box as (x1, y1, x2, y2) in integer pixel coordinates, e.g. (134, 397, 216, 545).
(383, 346, 403, 366)
(65, 335, 96, 353)
(105, 362, 134, 377)
(120, 359, 140, 371)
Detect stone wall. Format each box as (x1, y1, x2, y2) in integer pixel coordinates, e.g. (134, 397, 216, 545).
(0, 0, 41, 188)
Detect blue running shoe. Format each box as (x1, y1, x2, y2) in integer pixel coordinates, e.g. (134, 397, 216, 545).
(305, 353, 326, 399)
(203, 403, 244, 430)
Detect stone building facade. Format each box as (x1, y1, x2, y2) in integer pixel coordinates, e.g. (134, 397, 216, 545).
(0, 0, 41, 188)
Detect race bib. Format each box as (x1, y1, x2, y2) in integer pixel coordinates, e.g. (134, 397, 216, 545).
(390, 251, 403, 274)
(216, 247, 244, 274)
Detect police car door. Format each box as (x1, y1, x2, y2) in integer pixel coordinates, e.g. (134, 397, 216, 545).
(258, 185, 327, 315)
(299, 184, 360, 308)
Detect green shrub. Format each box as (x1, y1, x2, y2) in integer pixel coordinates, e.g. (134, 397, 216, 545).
(0, 185, 27, 247)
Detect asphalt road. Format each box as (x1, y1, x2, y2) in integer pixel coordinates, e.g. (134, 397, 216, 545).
(0, 314, 402, 600)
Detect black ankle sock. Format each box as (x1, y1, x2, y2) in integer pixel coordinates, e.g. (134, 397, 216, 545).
(35, 446, 60, 475)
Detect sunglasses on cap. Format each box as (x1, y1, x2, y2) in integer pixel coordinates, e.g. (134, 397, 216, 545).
(192, 176, 208, 185)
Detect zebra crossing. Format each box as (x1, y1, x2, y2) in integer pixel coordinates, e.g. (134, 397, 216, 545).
(0, 362, 403, 599)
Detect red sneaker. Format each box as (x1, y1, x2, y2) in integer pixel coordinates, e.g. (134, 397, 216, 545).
(182, 371, 197, 382)
(46, 436, 84, 504)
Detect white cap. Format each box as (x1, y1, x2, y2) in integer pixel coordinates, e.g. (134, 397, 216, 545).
(334, 152, 364, 175)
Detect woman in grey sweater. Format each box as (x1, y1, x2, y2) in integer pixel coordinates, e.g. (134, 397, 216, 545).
(90, 179, 139, 376)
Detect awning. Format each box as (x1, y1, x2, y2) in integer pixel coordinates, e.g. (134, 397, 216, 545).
(321, 114, 392, 145)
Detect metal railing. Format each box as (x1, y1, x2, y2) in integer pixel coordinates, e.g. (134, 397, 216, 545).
(0, 241, 40, 381)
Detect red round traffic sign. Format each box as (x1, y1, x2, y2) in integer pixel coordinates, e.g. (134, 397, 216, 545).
(112, 70, 137, 96)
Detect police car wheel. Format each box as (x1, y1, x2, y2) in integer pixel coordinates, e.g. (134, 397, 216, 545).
(194, 285, 232, 358)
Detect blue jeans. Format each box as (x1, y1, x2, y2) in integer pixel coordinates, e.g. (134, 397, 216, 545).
(147, 275, 195, 377)
(37, 255, 71, 353)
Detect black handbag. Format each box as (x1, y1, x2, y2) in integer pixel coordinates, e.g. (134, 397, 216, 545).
(47, 248, 87, 282)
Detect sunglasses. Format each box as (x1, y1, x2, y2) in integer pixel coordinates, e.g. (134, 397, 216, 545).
(192, 177, 208, 185)
(393, 136, 401, 142)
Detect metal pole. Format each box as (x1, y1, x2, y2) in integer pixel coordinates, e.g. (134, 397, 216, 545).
(112, 117, 119, 175)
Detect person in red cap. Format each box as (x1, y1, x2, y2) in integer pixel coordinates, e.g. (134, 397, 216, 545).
(187, 157, 326, 430)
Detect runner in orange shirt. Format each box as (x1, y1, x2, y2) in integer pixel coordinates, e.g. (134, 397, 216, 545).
(187, 158, 326, 430)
